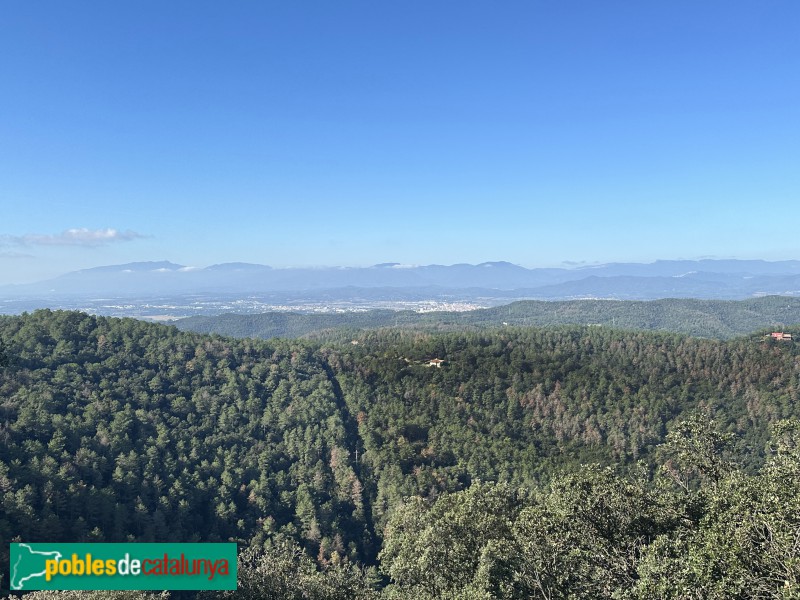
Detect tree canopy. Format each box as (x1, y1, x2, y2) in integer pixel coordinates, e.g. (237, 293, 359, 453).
(2, 310, 800, 597)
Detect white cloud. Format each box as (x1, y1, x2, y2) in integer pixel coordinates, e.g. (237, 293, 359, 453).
(1, 228, 146, 247)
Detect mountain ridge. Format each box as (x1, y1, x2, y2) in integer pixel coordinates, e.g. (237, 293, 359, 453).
(3, 259, 800, 307)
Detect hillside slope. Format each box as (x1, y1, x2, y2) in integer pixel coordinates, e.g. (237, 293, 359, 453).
(175, 296, 800, 340)
(2, 310, 800, 593)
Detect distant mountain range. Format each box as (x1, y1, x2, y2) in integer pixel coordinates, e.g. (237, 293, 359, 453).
(3, 259, 800, 302)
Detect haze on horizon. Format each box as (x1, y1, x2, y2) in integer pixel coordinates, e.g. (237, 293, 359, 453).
(2, 1, 799, 285)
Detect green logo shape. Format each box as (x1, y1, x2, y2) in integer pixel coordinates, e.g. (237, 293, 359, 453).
(10, 543, 237, 591)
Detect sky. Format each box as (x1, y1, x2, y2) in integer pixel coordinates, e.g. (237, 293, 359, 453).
(1, 1, 799, 284)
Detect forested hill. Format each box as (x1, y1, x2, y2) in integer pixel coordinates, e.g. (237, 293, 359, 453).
(2, 310, 800, 596)
(175, 295, 800, 340)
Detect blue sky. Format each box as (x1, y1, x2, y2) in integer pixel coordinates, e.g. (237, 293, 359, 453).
(1, 1, 799, 283)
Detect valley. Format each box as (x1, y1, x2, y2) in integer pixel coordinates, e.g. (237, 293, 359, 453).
(2, 310, 799, 596)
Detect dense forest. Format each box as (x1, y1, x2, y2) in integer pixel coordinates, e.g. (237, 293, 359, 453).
(2, 310, 800, 597)
(175, 295, 800, 340)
